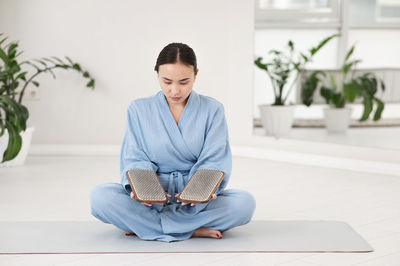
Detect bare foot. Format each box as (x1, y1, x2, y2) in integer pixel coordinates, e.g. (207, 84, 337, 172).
(191, 227, 222, 239)
(125, 231, 136, 236)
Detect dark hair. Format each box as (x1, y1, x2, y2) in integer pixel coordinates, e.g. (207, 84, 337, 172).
(154, 42, 198, 76)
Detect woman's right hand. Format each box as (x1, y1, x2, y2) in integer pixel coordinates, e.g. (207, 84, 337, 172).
(130, 192, 170, 207)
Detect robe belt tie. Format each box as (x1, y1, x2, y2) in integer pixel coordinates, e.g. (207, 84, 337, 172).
(167, 171, 188, 201)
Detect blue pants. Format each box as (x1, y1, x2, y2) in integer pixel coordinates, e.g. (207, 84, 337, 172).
(90, 182, 256, 242)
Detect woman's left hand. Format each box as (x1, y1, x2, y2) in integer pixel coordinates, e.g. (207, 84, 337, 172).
(175, 193, 217, 206)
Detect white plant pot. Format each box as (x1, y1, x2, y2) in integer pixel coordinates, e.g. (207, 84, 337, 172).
(323, 107, 352, 133)
(0, 126, 35, 167)
(259, 104, 295, 138)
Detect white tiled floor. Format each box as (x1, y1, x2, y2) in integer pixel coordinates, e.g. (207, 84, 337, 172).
(1, 154, 400, 266)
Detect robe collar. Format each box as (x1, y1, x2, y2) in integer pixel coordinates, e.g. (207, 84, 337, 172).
(156, 89, 199, 160)
(156, 89, 198, 128)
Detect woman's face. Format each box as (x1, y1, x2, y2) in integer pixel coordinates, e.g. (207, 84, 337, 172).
(157, 62, 198, 107)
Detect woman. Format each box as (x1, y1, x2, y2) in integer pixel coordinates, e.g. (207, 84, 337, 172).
(90, 42, 256, 242)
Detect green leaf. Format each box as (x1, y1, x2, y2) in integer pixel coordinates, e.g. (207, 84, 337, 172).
(45, 67, 57, 79)
(9, 60, 21, 73)
(0, 48, 8, 64)
(288, 40, 294, 51)
(360, 97, 373, 121)
(254, 57, 268, 71)
(32, 81, 40, 87)
(332, 92, 345, 108)
(301, 70, 325, 106)
(0, 97, 27, 130)
(343, 81, 359, 102)
(15, 50, 23, 57)
(341, 59, 362, 75)
(7, 42, 19, 59)
(329, 74, 336, 87)
(86, 79, 95, 88)
(269, 50, 281, 55)
(55, 64, 69, 69)
(25, 61, 42, 71)
(65, 56, 74, 65)
(358, 74, 378, 97)
(72, 63, 81, 71)
(0, 35, 9, 46)
(51, 56, 65, 64)
(0, 120, 5, 137)
(11, 81, 19, 90)
(2, 120, 22, 162)
(320, 86, 333, 104)
(344, 44, 355, 63)
(309, 33, 340, 56)
(15, 71, 27, 81)
(300, 52, 309, 62)
(34, 58, 47, 67)
(373, 97, 384, 121)
(21, 104, 30, 123)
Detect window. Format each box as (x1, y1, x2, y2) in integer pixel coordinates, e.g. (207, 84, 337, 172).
(255, 0, 340, 27)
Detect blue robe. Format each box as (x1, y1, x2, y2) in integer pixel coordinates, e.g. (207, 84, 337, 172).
(90, 89, 256, 242)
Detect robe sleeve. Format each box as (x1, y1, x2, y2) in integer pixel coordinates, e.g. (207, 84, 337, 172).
(120, 102, 159, 194)
(187, 103, 232, 196)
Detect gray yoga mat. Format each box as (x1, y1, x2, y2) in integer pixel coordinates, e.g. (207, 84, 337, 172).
(0, 220, 373, 254)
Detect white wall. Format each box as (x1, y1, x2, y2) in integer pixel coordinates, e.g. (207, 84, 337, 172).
(348, 29, 400, 68)
(0, 0, 255, 145)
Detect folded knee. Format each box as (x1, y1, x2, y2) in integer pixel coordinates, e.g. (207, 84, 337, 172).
(224, 189, 256, 221)
(89, 183, 117, 214)
(238, 190, 256, 218)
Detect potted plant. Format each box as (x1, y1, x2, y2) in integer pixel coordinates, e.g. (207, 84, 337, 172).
(0, 33, 96, 166)
(300, 44, 385, 133)
(254, 33, 338, 138)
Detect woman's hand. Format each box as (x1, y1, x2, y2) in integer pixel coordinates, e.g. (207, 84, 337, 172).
(175, 193, 217, 206)
(130, 192, 171, 207)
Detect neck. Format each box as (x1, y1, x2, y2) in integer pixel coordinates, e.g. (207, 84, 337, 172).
(165, 95, 188, 109)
